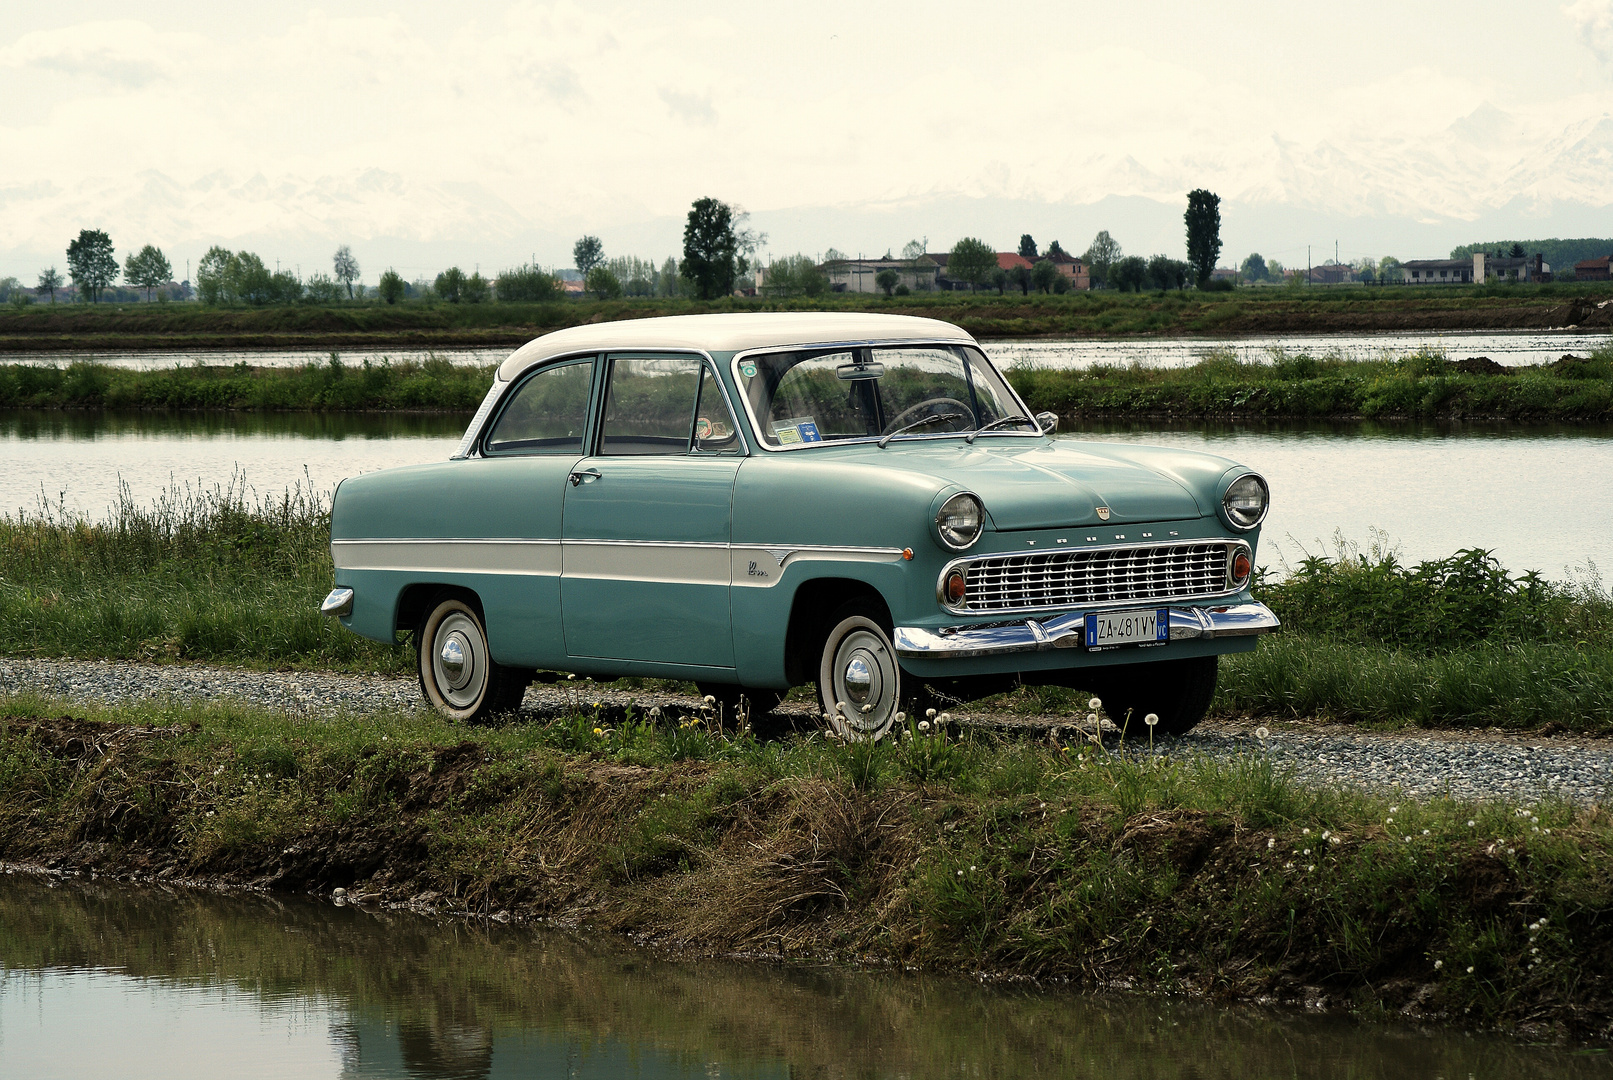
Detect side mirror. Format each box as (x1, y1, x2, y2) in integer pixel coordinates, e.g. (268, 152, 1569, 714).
(1036, 411, 1059, 435)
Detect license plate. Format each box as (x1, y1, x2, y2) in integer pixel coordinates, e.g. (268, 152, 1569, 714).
(1085, 608, 1168, 649)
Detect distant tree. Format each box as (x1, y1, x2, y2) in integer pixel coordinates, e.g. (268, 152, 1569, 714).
(122, 244, 172, 302)
(1082, 230, 1121, 288)
(1018, 234, 1038, 259)
(681, 197, 746, 300)
(332, 245, 360, 299)
(1184, 189, 1223, 288)
(1148, 255, 1191, 291)
(822, 247, 846, 263)
(1007, 264, 1032, 295)
(1030, 259, 1060, 294)
(875, 268, 899, 296)
(462, 271, 490, 304)
(1240, 253, 1268, 282)
(195, 247, 237, 305)
(1509, 242, 1525, 258)
(1110, 255, 1150, 293)
(0, 277, 19, 303)
(584, 267, 621, 299)
(947, 237, 997, 291)
(36, 267, 62, 303)
(659, 257, 681, 297)
(496, 265, 562, 302)
(573, 235, 604, 278)
(65, 229, 117, 303)
(304, 273, 344, 303)
(435, 267, 466, 303)
(233, 253, 273, 305)
(1047, 240, 1068, 259)
(901, 238, 928, 260)
(762, 254, 827, 298)
(378, 268, 406, 304)
(1378, 256, 1402, 283)
(987, 267, 1006, 295)
(268, 269, 303, 305)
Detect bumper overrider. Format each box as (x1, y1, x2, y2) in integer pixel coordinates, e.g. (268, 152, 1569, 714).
(893, 602, 1279, 659)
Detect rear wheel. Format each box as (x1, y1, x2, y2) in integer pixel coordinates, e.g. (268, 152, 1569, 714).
(817, 601, 902, 741)
(1087, 655, 1217, 737)
(416, 596, 530, 724)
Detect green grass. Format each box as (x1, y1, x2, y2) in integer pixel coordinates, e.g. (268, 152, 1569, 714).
(3, 693, 1611, 1035)
(4, 482, 1611, 730)
(1010, 346, 1613, 421)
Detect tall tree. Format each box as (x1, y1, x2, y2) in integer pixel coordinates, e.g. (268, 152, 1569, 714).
(1047, 240, 1068, 259)
(36, 267, 62, 303)
(196, 247, 237, 305)
(1082, 231, 1121, 288)
(65, 229, 117, 303)
(947, 237, 997, 291)
(332, 245, 360, 299)
(681, 197, 744, 300)
(1018, 234, 1038, 260)
(123, 244, 172, 302)
(573, 235, 604, 278)
(1508, 242, 1525, 258)
(1184, 189, 1223, 288)
(378, 269, 406, 304)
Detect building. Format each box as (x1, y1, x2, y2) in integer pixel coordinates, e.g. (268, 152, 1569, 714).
(819, 255, 940, 294)
(1575, 256, 1612, 281)
(1307, 264, 1355, 285)
(1402, 258, 1475, 285)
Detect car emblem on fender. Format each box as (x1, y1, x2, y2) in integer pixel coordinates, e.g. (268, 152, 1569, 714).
(1096, 506, 1110, 520)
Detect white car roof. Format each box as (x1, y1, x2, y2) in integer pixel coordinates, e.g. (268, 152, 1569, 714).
(496, 311, 976, 382)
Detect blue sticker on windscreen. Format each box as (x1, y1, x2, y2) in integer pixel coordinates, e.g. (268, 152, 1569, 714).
(797, 421, 822, 442)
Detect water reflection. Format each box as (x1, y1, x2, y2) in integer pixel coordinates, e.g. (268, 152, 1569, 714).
(0, 876, 1603, 1079)
(0, 408, 470, 442)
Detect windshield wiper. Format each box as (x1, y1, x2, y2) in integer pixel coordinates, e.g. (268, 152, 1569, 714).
(877, 411, 965, 449)
(965, 414, 1033, 443)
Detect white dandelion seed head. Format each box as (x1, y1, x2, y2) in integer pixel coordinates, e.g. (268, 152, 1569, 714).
(1467, 820, 1476, 827)
(861, 704, 872, 714)
(1145, 713, 1159, 727)
(1088, 697, 1102, 710)
(918, 720, 931, 733)
(1086, 713, 1099, 724)
(894, 712, 905, 723)
(1255, 726, 1270, 740)
(1467, 966, 1475, 974)
(1434, 960, 1443, 969)
(926, 708, 937, 719)
(1267, 838, 1276, 849)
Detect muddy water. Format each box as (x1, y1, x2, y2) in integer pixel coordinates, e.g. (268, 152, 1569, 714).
(0, 875, 1602, 1080)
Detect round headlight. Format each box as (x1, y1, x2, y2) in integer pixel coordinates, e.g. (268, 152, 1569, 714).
(935, 492, 984, 550)
(1223, 473, 1269, 530)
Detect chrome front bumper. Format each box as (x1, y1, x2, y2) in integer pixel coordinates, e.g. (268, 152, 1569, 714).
(892, 602, 1279, 660)
(320, 587, 355, 618)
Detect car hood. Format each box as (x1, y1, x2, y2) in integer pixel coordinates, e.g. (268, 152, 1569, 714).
(841, 439, 1226, 529)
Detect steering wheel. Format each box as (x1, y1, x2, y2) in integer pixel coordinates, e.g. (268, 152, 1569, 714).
(881, 397, 973, 435)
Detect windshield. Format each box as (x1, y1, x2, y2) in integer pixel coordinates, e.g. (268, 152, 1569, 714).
(735, 344, 1034, 448)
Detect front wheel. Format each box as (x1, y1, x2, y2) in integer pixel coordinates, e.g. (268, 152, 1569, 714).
(417, 596, 530, 724)
(1087, 655, 1217, 738)
(817, 603, 902, 741)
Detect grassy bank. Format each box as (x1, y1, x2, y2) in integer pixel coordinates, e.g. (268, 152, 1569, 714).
(2, 696, 1610, 1037)
(3, 485, 1610, 732)
(0, 284, 1608, 352)
(1012, 347, 1613, 421)
(4, 347, 1613, 420)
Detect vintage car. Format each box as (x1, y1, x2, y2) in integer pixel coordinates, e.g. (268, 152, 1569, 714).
(321, 312, 1277, 738)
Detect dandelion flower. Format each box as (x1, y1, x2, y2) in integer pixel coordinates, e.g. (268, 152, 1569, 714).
(1386, 817, 1394, 825)
(1306, 865, 1315, 872)
(1086, 712, 1099, 724)
(1088, 697, 1102, 710)
(1320, 830, 1330, 841)
(938, 713, 952, 723)
(1467, 820, 1476, 828)
(894, 712, 906, 724)
(592, 727, 603, 736)
(1434, 960, 1443, 969)
(1144, 713, 1159, 727)
(919, 720, 931, 733)
(1267, 838, 1276, 849)
(1422, 829, 1430, 836)
(704, 695, 716, 706)
(1531, 947, 1539, 955)
(1302, 848, 1311, 856)
(1467, 966, 1475, 974)
(1255, 726, 1270, 740)
(926, 708, 937, 719)
(1302, 828, 1311, 835)
(970, 865, 977, 872)
(957, 869, 964, 877)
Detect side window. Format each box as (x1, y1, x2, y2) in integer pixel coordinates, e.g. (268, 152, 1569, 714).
(484, 360, 593, 455)
(692, 366, 742, 454)
(599, 356, 703, 456)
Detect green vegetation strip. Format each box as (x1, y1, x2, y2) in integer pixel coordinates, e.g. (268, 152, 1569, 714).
(0, 282, 1605, 352)
(2, 694, 1609, 1036)
(3, 345, 1611, 419)
(4, 483, 1610, 732)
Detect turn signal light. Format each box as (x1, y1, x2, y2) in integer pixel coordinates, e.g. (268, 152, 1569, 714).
(1231, 550, 1252, 586)
(944, 569, 967, 604)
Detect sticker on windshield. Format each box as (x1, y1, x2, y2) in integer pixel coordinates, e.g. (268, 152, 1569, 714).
(739, 361, 758, 378)
(772, 416, 822, 445)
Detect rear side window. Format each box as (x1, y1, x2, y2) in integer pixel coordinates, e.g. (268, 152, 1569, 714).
(599, 356, 704, 456)
(484, 359, 594, 454)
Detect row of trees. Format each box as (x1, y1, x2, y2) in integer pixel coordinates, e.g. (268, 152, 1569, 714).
(24, 229, 181, 304)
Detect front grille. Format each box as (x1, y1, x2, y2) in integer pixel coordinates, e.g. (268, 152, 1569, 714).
(957, 542, 1236, 612)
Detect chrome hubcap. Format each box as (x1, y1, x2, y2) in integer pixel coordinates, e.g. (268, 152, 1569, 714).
(439, 634, 469, 688)
(843, 656, 873, 704)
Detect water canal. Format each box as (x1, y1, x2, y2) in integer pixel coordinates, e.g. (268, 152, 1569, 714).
(3, 409, 1608, 577)
(0, 875, 1604, 1079)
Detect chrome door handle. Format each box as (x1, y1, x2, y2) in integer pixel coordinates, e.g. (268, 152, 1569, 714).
(568, 468, 601, 486)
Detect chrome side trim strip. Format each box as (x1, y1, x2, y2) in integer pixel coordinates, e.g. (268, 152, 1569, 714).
(893, 602, 1280, 659)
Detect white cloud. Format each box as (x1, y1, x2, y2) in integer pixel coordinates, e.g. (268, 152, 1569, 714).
(1566, 0, 1613, 66)
(0, 20, 203, 87)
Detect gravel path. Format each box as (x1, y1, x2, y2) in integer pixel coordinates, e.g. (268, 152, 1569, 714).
(3, 657, 1609, 807)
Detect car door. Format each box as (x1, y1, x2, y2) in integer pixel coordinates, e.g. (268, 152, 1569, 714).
(466, 355, 596, 667)
(561, 354, 744, 668)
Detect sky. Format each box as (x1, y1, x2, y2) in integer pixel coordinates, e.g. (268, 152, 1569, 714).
(3, 1, 1613, 284)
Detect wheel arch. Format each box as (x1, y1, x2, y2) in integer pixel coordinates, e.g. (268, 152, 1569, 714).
(395, 581, 485, 641)
(782, 576, 892, 686)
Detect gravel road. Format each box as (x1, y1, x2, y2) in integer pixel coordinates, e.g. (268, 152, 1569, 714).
(3, 657, 1609, 807)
